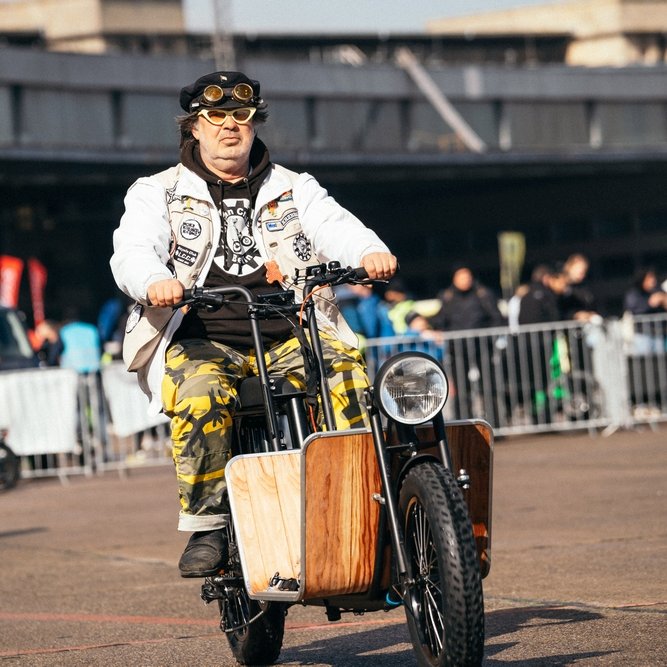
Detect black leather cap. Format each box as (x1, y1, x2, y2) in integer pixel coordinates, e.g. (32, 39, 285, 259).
(179, 71, 262, 112)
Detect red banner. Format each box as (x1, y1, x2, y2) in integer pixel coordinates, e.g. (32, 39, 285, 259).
(27, 257, 48, 326)
(0, 255, 24, 308)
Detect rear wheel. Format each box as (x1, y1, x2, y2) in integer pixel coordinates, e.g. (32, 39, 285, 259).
(223, 593, 285, 665)
(399, 462, 484, 666)
(220, 520, 286, 665)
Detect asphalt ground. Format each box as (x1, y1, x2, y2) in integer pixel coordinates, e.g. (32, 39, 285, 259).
(0, 425, 665, 666)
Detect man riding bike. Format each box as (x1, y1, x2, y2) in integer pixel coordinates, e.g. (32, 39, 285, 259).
(110, 70, 397, 578)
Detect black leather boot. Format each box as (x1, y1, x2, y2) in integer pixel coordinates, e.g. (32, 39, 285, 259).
(178, 529, 228, 578)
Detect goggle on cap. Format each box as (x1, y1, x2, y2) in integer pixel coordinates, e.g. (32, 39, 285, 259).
(179, 71, 263, 112)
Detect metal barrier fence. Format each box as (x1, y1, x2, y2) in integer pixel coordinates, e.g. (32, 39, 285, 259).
(364, 313, 667, 437)
(0, 365, 172, 482)
(1, 313, 664, 482)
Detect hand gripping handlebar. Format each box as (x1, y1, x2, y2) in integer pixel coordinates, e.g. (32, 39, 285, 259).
(174, 264, 371, 310)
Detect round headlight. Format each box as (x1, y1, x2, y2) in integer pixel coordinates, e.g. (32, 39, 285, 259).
(374, 352, 449, 425)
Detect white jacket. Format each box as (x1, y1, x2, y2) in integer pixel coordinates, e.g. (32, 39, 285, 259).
(110, 162, 390, 413)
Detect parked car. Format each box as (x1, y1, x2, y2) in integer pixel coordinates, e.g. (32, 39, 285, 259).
(0, 307, 39, 371)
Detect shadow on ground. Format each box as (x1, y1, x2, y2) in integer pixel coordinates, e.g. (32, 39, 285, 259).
(278, 604, 615, 666)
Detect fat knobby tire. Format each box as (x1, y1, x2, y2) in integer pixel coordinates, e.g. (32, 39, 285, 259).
(226, 600, 286, 665)
(399, 461, 485, 666)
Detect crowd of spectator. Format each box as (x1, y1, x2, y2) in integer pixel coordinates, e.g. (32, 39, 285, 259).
(20, 253, 667, 372)
(337, 253, 667, 345)
(7, 254, 666, 444)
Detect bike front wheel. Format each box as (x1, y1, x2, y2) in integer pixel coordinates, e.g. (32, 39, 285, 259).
(399, 461, 484, 666)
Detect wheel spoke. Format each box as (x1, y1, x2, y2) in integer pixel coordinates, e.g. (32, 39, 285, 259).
(422, 547, 444, 654)
(225, 589, 251, 635)
(412, 504, 426, 573)
(408, 499, 445, 657)
(423, 582, 445, 652)
(411, 503, 432, 576)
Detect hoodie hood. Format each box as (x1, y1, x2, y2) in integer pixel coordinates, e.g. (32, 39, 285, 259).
(180, 136, 272, 208)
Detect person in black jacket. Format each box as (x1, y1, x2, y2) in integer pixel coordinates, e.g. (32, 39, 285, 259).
(623, 267, 667, 316)
(623, 268, 667, 382)
(560, 253, 600, 322)
(518, 264, 562, 325)
(429, 265, 504, 420)
(430, 265, 504, 332)
(515, 265, 566, 423)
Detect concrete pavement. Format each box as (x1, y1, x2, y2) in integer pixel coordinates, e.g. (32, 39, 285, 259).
(0, 425, 665, 665)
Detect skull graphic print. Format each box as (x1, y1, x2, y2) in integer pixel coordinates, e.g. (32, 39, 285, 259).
(216, 197, 260, 275)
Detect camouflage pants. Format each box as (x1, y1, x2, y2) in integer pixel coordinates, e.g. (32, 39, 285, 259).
(161, 334, 370, 531)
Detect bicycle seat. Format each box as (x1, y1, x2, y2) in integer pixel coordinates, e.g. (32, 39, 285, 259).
(237, 375, 303, 410)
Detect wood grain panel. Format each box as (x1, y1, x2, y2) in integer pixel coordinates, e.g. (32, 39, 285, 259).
(447, 421, 493, 577)
(385, 420, 492, 576)
(302, 431, 382, 599)
(226, 452, 302, 596)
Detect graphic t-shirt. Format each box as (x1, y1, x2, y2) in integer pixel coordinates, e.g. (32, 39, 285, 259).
(174, 139, 294, 350)
(216, 196, 261, 276)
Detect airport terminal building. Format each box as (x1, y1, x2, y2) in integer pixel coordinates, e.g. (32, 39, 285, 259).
(0, 0, 666, 322)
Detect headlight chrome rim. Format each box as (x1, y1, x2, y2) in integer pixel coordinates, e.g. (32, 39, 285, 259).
(374, 352, 449, 425)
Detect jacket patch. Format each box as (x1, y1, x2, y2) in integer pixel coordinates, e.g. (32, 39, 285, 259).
(174, 245, 199, 266)
(126, 304, 143, 333)
(265, 208, 299, 232)
(180, 218, 202, 240)
(293, 233, 312, 261)
(165, 182, 179, 205)
(266, 191, 294, 217)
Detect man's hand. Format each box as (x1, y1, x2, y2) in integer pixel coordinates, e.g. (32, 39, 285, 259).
(147, 278, 185, 307)
(648, 292, 667, 310)
(360, 252, 398, 281)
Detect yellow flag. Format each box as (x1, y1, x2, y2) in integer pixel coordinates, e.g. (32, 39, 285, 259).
(497, 232, 526, 300)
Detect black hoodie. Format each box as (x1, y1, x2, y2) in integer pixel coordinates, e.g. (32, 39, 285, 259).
(174, 138, 294, 351)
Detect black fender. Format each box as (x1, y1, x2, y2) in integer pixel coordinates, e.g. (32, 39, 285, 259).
(394, 452, 442, 495)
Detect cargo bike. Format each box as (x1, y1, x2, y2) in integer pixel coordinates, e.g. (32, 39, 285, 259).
(176, 262, 493, 666)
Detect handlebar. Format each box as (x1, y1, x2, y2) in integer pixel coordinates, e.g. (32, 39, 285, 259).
(170, 263, 375, 436)
(173, 284, 255, 310)
(173, 263, 372, 310)
(305, 263, 369, 283)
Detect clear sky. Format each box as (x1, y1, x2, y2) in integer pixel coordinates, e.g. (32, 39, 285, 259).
(183, 0, 564, 34)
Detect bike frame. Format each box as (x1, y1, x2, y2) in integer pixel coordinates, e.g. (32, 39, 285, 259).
(182, 265, 492, 621)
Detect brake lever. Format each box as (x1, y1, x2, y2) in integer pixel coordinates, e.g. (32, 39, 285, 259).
(172, 287, 227, 310)
(172, 287, 197, 310)
(172, 298, 193, 309)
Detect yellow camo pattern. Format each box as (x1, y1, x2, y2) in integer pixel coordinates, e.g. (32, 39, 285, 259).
(162, 334, 370, 519)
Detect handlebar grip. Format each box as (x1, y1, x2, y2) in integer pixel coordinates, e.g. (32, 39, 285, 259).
(352, 267, 369, 281)
(172, 287, 196, 310)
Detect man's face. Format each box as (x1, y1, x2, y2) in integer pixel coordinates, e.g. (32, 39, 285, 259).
(192, 110, 255, 176)
(548, 273, 567, 294)
(642, 272, 657, 292)
(453, 268, 473, 291)
(566, 259, 588, 284)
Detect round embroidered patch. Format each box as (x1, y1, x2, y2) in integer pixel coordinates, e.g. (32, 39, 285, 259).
(180, 218, 202, 240)
(293, 233, 312, 261)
